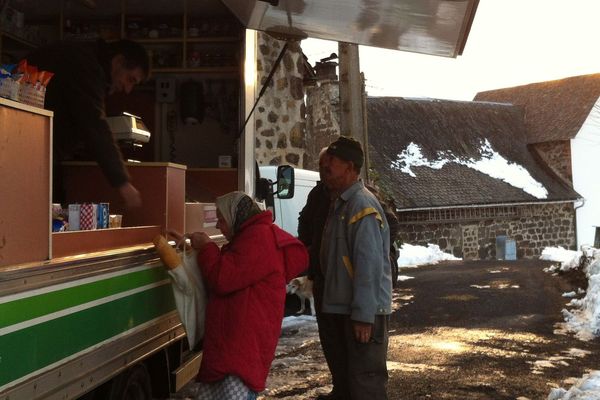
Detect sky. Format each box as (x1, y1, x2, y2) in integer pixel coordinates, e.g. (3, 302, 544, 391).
(301, 0, 600, 100)
(171, 244, 600, 400)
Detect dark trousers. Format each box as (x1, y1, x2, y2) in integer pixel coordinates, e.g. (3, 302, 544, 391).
(314, 277, 389, 400)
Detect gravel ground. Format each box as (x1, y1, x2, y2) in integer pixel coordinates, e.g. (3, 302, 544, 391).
(173, 259, 600, 400)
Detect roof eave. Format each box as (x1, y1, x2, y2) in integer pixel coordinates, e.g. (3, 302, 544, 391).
(397, 198, 583, 213)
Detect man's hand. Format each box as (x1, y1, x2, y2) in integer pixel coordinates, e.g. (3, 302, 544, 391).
(352, 321, 373, 343)
(118, 182, 142, 209)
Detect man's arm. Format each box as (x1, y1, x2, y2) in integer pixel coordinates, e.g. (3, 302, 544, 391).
(348, 208, 387, 323)
(297, 184, 319, 245)
(118, 181, 142, 208)
(63, 52, 139, 207)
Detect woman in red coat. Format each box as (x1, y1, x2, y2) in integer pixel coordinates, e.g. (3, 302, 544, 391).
(183, 191, 308, 399)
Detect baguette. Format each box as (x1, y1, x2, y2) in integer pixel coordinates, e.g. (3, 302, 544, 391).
(153, 235, 181, 270)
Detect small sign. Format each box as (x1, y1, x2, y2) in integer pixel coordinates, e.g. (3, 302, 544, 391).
(218, 155, 232, 168)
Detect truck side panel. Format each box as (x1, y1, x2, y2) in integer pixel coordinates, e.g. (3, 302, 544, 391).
(0, 253, 182, 400)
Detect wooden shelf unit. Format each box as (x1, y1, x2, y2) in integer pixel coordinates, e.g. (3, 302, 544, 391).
(0, 0, 242, 74)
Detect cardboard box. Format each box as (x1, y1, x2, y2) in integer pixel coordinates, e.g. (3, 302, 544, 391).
(185, 202, 220, 236)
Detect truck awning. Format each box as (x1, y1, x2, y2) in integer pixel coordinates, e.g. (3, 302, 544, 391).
(220, 0, 479, 58)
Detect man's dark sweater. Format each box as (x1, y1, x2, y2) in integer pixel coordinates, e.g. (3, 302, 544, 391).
(26, 40, 129, 199)
(297, 181, 330, 279)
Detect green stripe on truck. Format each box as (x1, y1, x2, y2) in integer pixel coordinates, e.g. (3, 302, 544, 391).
(0, 283, 175, 388)
(0, 266, 168, 328)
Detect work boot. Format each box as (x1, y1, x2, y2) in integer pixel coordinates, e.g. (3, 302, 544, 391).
(316, 391, 345, 400)
(153, 235, 181, 270)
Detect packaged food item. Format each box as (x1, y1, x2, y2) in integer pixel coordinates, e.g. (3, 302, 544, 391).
(79, 203, 97, 230)
(68, 204, 81, 231)
(0, 59, 54, 108)
(109, 214, 122, 228)
(97, 203, 110, 229)
(52, 203, 67, 232)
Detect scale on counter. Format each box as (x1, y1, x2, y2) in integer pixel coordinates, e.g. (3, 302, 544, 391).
(106, 112, 151, 162)
(107, 112, 151, 144)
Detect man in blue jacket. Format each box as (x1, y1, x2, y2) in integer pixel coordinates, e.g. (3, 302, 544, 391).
(317, 136, 392, 400)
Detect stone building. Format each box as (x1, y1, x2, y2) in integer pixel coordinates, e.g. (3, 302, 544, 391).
(254, 33, 308, 168)
(303, 57, 342, 170)
(475, 74, 600, 247)
(367, 97, 581, 260)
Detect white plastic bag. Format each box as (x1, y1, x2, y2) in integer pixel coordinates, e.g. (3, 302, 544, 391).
(167, 248, 207, 349)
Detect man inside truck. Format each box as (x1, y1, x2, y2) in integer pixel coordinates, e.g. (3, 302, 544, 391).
(26, 39, 149, 208)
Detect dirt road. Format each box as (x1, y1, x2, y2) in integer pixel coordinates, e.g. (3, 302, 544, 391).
(261, 259, 600, 400)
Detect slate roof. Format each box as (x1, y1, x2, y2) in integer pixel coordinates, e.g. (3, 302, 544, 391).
(474, 73, 600, 144)
(367, 97, 581, 210)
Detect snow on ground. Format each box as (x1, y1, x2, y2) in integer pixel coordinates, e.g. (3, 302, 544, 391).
(542, 246, 600, 340)
(540, 246, 582, 272)
(541, 246, 600, 399)
(397, 243, 461, 268)
(547, 371, 600, 400)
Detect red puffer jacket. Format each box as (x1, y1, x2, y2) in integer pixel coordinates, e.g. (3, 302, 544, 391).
(196, 210, 308, 392)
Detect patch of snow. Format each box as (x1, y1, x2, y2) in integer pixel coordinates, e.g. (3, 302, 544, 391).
(398, 243, 461, 268)
(540, 247, 581, 272)
(547, 370, 600, 400)
(390, 139, 548, 199)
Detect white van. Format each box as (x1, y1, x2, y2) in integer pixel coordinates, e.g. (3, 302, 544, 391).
(258, 165, 320, 236)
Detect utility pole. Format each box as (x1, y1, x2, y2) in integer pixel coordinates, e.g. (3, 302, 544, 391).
(338, 42, 369, 182)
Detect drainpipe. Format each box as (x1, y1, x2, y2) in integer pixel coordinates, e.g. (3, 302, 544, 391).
(574, 198, 586, 249)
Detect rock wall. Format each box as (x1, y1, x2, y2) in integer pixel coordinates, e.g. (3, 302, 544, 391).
(531, 140, 573, 184)
(304, 80, 342, 170)
(254, 33, 306, 167)
(398, 203, 576, 260)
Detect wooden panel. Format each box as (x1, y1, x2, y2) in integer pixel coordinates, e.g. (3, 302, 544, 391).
(186, 168, 237, 202)
(167, 166, 185, 235)
(185, 202, 220, 236)
(62, 162, 185, 234)
(0, 102, 51, 267)
(52, 226, 161, 259)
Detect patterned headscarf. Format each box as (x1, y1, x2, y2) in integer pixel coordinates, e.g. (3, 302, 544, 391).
(215, 191, 262, 236)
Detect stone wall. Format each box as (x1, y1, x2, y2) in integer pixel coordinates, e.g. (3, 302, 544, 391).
(398, 203, 576, 260)
(531, 140, 573, 184)
(304, 80, 342, 170)
(255, 33, 306, 167)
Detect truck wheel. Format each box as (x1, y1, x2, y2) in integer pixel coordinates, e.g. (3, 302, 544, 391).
(108, 364, 152, 400)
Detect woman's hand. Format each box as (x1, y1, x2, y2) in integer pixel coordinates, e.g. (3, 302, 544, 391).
(166, 229, 189, 250)
(167, 230, 211, 251)
(187, 232, 211, 250)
